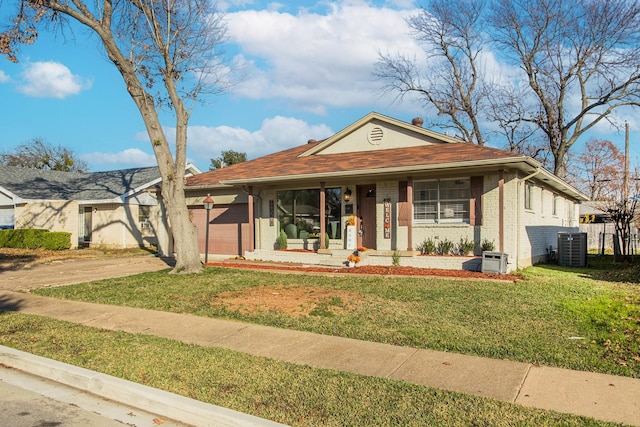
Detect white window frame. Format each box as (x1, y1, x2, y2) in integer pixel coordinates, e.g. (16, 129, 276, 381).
(524, 181, 534, 211)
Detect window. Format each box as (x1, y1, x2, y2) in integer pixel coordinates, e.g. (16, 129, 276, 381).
(414, 179, 470, 223)
(552, 194, 558, 216)
(138, 205, 151, 228)
(277, 188, 342, 239)
(524, 182, 534, 210)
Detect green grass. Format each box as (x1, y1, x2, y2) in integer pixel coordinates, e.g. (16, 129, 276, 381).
(33, 257, 640, 378)
(0, 312, 623, 427)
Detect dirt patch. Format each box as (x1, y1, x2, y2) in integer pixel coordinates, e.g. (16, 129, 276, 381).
(212, 286, 366, 317)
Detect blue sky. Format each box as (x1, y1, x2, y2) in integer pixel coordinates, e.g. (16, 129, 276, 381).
(0, 0, 637, 172)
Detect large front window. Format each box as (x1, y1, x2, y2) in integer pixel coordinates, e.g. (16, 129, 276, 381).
(414, 179, 470, 223)
(277, 188, 342, 239)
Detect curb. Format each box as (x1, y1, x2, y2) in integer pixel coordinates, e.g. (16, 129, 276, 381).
(0, 345, 288, 427)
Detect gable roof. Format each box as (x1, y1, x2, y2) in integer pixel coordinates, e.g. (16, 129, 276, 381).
(186, 113, 587, 201)
(0, 164, 200, 203)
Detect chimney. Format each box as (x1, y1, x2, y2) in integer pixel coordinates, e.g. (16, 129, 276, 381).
(411, 117, 424, 127)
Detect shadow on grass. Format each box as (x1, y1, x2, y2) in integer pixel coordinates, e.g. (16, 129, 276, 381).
(534, 255, 640, 284)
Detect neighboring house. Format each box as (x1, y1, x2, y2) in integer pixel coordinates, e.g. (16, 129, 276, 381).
(185, 112, 588, 272)
(580, 201, 640, 254)
(0, 164, 200, 254)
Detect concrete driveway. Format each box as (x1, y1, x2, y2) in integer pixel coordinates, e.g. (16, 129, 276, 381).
(0, 256, 174, 291)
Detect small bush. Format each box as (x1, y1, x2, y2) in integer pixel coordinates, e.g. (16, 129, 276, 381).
(276, 230, 288, 250)
(0, 228, 50, 249)
(480, 238, 495, 252)
(417, 238, 436, 254)
(437, 238, 455, 255)
(457, 237, 476, 255)
(392, 250, 401, 266)
(42, 232, 72, 250)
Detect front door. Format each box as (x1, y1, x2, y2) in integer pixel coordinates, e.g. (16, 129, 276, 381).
(357, 185, 376, 249)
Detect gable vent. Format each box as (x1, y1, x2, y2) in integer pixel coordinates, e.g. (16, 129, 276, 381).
(367, 126, 385, 145)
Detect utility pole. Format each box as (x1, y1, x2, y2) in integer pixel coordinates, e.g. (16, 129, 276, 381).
(625, 121, 630, 202)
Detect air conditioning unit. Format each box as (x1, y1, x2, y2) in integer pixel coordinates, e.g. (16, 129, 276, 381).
(482, 251, 508, 274)
(557, 232, 587, 267)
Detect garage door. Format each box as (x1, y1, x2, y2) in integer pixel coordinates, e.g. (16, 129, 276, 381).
(191, 204, 250, 256)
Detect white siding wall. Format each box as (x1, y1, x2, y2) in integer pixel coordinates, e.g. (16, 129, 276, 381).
(517, 178, 580, 268)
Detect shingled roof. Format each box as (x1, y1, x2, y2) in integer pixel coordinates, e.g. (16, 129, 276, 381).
(186, 138, 532, 187)
(0, 166, 163, 202)
(185, 111, 588, 202)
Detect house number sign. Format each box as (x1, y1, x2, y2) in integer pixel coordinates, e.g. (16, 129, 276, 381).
(269, 200, 275, 226)
(383, 199, 391, 239)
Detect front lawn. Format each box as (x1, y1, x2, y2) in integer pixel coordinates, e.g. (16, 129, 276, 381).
(33, 258, 640, 378)
(0, 313, 623, 427)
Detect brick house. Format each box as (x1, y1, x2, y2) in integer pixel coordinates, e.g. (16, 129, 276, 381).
(185, 112, 587, 272)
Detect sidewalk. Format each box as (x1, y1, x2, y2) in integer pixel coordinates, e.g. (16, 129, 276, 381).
(1, 256, 639, 426)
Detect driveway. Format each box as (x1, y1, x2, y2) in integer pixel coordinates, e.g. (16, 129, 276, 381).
(0, 256, 173, 291)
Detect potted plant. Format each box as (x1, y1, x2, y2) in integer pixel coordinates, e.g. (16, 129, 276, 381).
(347, 253, 361, 267)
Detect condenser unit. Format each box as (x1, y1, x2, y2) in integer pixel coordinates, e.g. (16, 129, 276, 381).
(557, 232, 587, 267)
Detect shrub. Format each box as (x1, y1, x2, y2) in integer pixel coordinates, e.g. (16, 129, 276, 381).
(437, 238, 455, 255)
(392, 250, 401, 266)
(480, 238, 495, 252)
(457, 237, 476, 255)
(0, 229, 70, 250)
(276, 230, 288, 250)
(325, 233, 330, 249)
(42, 232, 72, 250)
(417, 238, 436, 254)
(0, 228, 49, 249)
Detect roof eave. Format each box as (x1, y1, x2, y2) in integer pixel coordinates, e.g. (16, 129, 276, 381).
(221, 157, 533, 185)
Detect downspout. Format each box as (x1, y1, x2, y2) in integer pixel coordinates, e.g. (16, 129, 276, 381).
(516, 167, 541, 269)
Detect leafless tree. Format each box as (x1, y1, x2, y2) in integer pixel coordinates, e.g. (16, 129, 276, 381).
(1, 138, 89, 172)
(375, 0, 489, 145)
(1, 0, 231, 273)
(488, 0, 640, 178)
(569, 139, 624, 201)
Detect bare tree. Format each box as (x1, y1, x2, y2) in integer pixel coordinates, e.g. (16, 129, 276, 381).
(569, 139, 624, 201)
(375, 0, 488, 145)
(1, 138, 89, 172)
(1, 0, 230, 273)
(488, 0, 640, 178)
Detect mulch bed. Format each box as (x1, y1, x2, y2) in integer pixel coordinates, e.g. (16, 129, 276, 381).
(206, 260, 523, 281)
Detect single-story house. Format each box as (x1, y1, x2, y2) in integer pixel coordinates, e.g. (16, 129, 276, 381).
(0, 164, 200, 254)
(185, 112, 588, 272)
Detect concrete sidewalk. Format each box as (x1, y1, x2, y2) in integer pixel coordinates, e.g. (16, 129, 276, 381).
(1, 290, 639, 426)
(0, 256, 639, 426)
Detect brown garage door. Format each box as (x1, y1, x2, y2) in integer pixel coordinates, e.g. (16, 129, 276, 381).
(191, 204, 250, 256)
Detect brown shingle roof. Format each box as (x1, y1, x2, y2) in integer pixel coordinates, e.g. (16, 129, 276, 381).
(186, 141, 527, 187)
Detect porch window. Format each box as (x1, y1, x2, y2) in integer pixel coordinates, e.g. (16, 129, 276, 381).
(277, 188, 342, 239)
(414, 179, 470, 223)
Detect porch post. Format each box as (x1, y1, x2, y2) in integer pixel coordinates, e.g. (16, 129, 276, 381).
(498, 170, 504, 252)
(248, 186, 255, 253)
(320, 182, 326, 249)
(407, 177, 413, 251)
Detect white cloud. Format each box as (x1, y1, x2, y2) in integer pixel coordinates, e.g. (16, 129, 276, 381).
(18, 61, 92, 99)
(0, 70, 9, 83)
(131, 116, 334, 170)
(80, 148, 157, 170)
(188, 116, 333, 164)
(226, 2, 420, 113)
